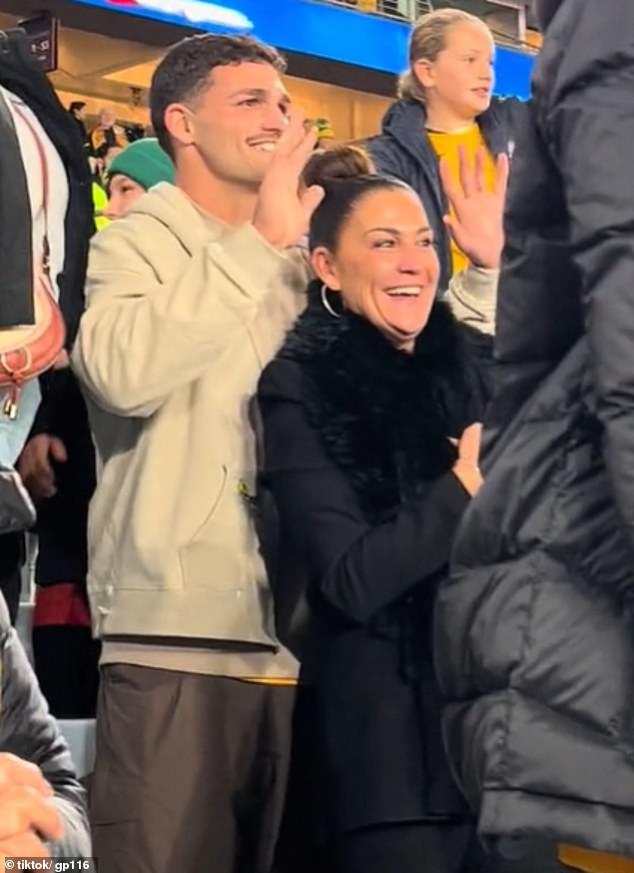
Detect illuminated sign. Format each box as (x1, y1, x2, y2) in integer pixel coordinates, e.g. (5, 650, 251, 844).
(66, 0, 535, 98)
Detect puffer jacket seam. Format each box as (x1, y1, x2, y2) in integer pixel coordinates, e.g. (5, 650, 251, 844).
(496, 415, 576, 789)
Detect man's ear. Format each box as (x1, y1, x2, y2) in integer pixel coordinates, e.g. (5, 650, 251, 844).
(164, 103, 196, 149)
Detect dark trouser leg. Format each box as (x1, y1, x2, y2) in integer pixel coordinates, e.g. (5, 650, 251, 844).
(32, 626, 101, 718)
(332, 821, 480, 873)
(90, 665, 294, 873)
(0, 567, 22, 625)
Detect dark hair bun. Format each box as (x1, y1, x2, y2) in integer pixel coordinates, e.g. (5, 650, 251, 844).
(303, 145, 375, 189)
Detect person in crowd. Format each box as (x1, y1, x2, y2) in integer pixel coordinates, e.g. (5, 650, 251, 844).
(68, 100, 90, 157)
(104, 137, 175, 219)
(314, 117, 335, 149)
(20, 136, 175, 721)
(0, 27, 92, 617)
(72, 34, 323, 873)
(92, 178, 109, 231)
(257, 142, 505, 873)
(89, 107, 129, 161)
(18, 367, 98, 721)
(434, 0, 634, 870)
(0, 594, 91, 862)
(368, 9, 521, 334)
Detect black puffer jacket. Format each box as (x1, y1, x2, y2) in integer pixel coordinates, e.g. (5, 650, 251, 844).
(367, 98, 522, 293)
(435, 0, 634, 856)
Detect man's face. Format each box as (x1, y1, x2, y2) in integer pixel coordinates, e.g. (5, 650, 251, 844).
(100, 109, 116, 128)
(180, 61, 291, 188)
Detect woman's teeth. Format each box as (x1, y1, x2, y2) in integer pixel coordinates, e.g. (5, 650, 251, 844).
(385, 287, 421, 298)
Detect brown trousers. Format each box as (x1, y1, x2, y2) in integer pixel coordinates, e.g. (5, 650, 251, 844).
(90, 664, 295, 873)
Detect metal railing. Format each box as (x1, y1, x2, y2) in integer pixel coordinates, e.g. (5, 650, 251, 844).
(310, 1, 434, 22)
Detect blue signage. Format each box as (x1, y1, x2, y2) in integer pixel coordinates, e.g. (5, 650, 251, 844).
(67, 0, 535, 98)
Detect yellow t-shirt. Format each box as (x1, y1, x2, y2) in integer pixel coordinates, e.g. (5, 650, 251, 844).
(559, 845, 634, 873)
(427, 124, 497, 275)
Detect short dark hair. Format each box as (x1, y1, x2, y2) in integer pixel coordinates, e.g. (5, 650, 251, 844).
(150, 35, 286, 159)
(69, 101, 86, 114)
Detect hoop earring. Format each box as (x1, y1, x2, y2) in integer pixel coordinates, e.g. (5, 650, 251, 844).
(321, 284, 342, 319)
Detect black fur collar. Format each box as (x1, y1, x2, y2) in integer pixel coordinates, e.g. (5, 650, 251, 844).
(279, 281, 481, 521)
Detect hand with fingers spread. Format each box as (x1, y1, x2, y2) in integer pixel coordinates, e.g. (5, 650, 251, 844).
(0, 753, 64, 865)
(253, 109, 325, 249)
(452, 422, 483, 497)
(440, 145, 510, 270)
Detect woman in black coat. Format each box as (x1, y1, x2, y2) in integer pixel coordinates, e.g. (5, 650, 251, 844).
(258, 145, 505, 873)
(434, 0, 634, 868)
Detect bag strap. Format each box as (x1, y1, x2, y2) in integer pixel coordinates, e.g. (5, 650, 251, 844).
(10, 102, 51, 278)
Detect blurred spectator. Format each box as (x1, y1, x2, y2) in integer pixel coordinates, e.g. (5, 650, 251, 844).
(314, 117, 335, 149)
(21, 369, 98, 720)
(92, 180, 109, 232)
(89, 107, 129, 161)
(0, 27, 92, 616)
(104, 137, 174, 220)
(68, 101, 90, 157)
(0, 594, 91, 862)
(103, 144, 124, 171)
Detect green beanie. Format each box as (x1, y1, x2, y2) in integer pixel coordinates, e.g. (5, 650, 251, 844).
(108, 138, 175, 191)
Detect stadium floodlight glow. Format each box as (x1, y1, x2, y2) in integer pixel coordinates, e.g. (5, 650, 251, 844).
(104, 0, 253, 30)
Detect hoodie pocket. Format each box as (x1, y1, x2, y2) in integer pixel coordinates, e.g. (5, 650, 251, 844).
(179, 464, 253, 591)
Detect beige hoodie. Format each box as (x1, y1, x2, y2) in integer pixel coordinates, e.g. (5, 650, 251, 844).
(72, 183, 309, 648)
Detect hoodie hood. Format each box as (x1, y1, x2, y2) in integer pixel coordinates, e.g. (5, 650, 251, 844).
(124, 182, 222, 255)
(123, 181, 312, 296)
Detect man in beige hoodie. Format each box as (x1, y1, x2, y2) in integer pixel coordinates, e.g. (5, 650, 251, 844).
(72, 34, 323, 873)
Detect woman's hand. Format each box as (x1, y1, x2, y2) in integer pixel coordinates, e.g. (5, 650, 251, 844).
(440, 146, 509, 270)
(452, 422, 483, 497)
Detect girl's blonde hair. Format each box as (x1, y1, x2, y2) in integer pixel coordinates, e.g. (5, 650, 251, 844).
(398, 8, 487, 103)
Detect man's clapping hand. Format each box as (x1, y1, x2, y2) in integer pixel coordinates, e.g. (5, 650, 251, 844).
(253, 109, 325, 249)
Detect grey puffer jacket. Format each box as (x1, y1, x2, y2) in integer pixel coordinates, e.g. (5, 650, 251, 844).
(0, 596, 90, 857)
(435, 0, 634, 857)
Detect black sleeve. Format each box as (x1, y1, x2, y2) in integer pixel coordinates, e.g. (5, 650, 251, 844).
(549, 19, 634, 555)
(259, 360, 470, 625)
(0, 604, 90, 857)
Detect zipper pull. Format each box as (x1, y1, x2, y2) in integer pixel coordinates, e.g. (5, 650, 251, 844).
(3, 386, 20, 420)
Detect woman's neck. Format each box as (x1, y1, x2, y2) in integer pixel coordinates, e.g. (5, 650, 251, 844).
(424, 102, 476, 134)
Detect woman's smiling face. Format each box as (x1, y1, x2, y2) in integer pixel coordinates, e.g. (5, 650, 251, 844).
(312, 186, 440, 352)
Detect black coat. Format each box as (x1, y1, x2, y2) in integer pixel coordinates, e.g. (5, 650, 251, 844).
(367, 97, 522, 293)
(0, 28, 93, 344)
(258, 288, 482, 839)
(435, 0, 634, 856)
(31, 369, 95, 588)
